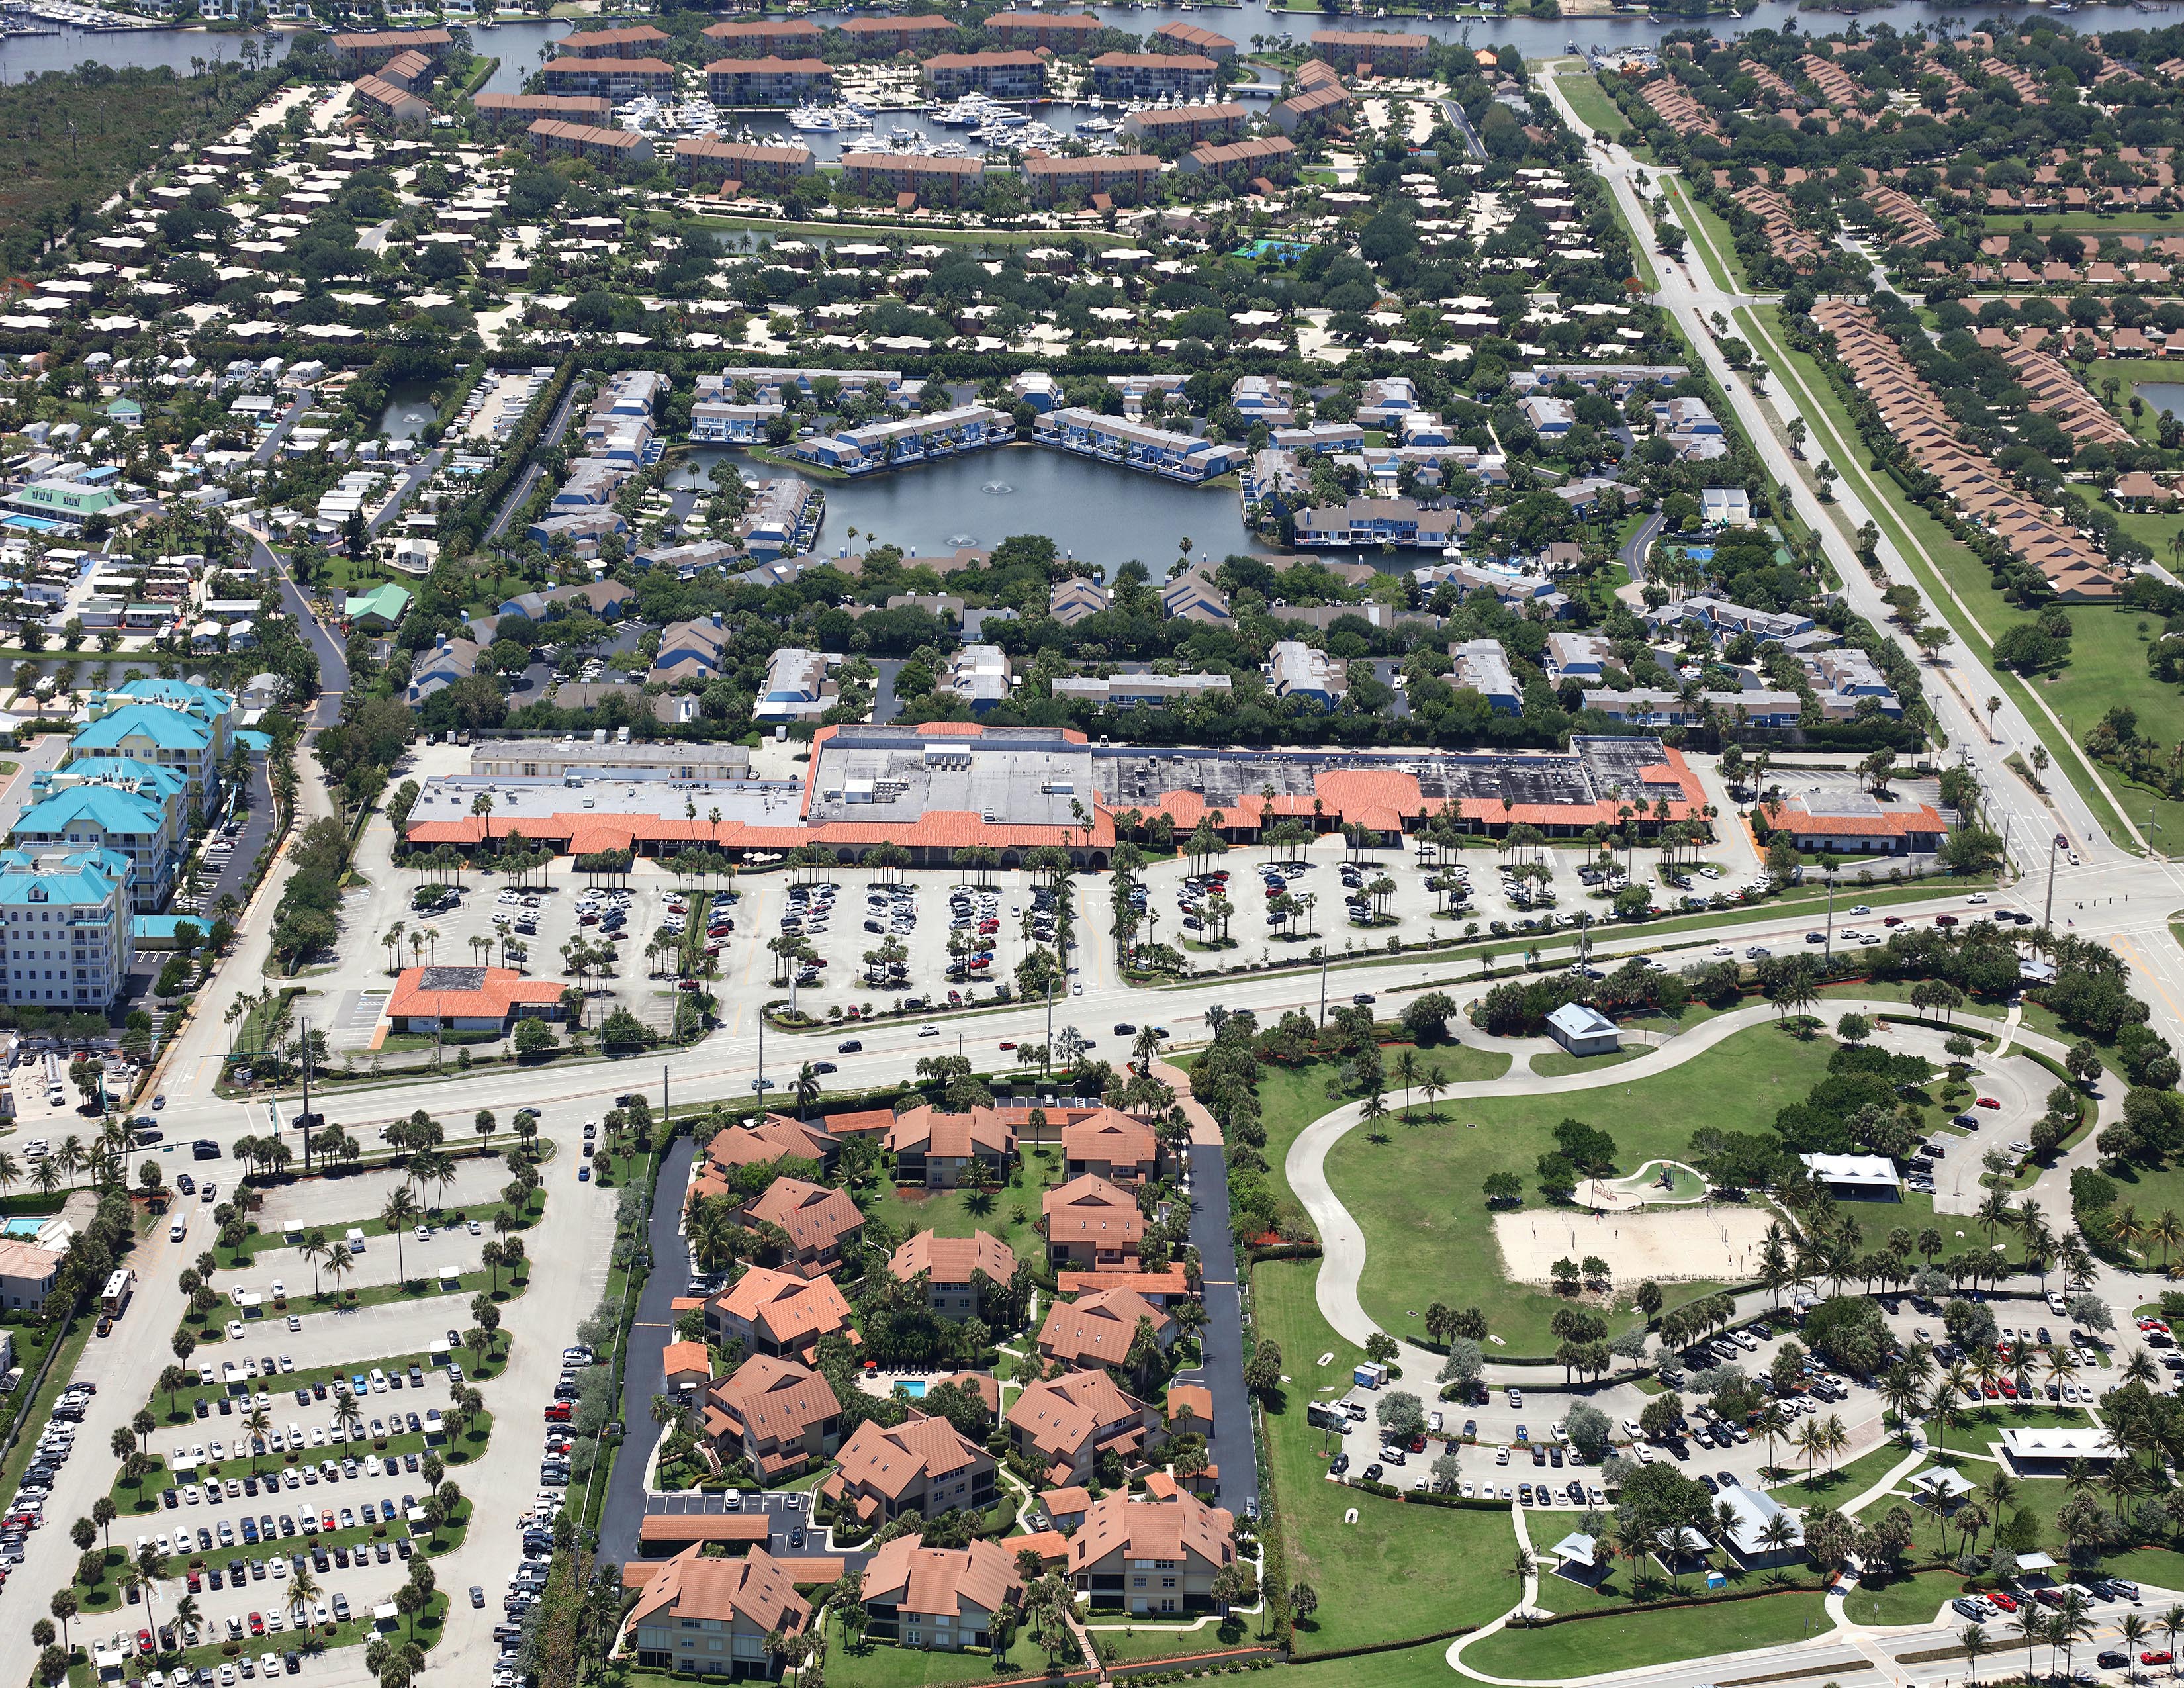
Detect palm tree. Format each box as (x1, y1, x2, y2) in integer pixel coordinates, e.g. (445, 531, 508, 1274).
(1795, 1418, 1826, 1485)
(382, 1188, 420, 1285)
(2153, 1210, 2184, 1273)
(794, 1062, 822, 1119)
(287, 1564, 322, 1622)
(2015, 1605, 2047, 1682)
(242, 1404, 271, 1470)
(1960, 1624, 1989, 1688)
(1396, 1049, 1418, 1121)
(1420, 1063, 1447, 1122)
(296, 1229, 328, 1298)
(2159, 1603, 2184, 1669)
(324, 1241, 354, 1304)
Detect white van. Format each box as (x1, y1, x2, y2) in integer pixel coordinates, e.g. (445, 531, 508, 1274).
(345, 1227, 366, 1254)
(169, 1212, 188, 1243)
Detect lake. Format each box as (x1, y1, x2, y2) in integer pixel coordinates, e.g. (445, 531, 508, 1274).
(683, 440, 1273, 571)
(374, 378, 441, 444)
(2136, 383, 2184, 422)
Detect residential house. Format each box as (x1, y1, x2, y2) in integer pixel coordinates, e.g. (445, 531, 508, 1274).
(652, 614, 735, 684)
(1068, 1485, 1238, 1615)
(623, 1546, 811, 1678)
(1449, 638, 1521, 714)
(1042, 1173, 1144, 1270)
(885, 1104, 1016, 1187)
(1263, 641, 1347, 709)
(743, 1178, 865, 1278)
(700, 1354, 842, 1481)
(1161, 571, 1231, 625)
(1050, 577, 1111, 625)
(1007, 1370, 1158, 1487)
(820, 1412, 998, 1528)
(885, 1229, 1019, 1317)
(754, 649, 838, 724)
(857, 1536, 1023, 1651)
(704, 1266, 856, 1360)
(1062, 1111, 1159, 1182)
(407, 635, 480, 707)
(1036, 1285, 1175, 1371)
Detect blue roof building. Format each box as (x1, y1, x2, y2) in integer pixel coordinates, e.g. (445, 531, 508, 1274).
(0, 847, 134, 1009)
(71, 694, 230, 819)
(8, 783, 177, 912)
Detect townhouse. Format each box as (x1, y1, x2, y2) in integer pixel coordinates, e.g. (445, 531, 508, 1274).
(1263, 641, 1347, 710)
(700, 16, 821, 56)
(473, 92, 610, 128)
(1048, 671, 1231, 709)
(1162, 570, 1231, 624)
(1181, 134, 1295, 183)
(705, 58, 835, 107)
(1291, 495, 1458, 549)
(1068, 1485, 1238, 1615)
(1036, 1284, 1175, 1371)
(821, 1412, 998, 1527)
(742, 1176, 865, 1278)
(985, 10, 1099, 48)
(624, 1546, 811, 1679)
(694, 1114, 839, 1192)
(941, 644, 1012, 715)
(1032, 408, 1240, 481)
(1449, 638, 1522, 715)
(330, 26, 449, 68)
(699, 1354, 842, 1481)
(1049, 577, 1111, 625)
(1042, 1172, 1144, 1270)
(886, 1229, 1019, 1317)
(351, 73, 431, 130)
(1062, 1110, 1160, 1182)
(1007, 1370, 1158, 1487)
(858, 1536, 1023, 1652)
(703, 1266, 856, 1360)
(792, 406, 1005, 475)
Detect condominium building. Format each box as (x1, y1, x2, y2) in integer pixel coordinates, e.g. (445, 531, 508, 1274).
(920, 50, 1046, 98)
(700, 15, 821, 56)
(1090, 51, 1216, 99)
(674, 136, 815, 186)
(0, 847, 135, 1010)
(840, 152, 986, 206)
(705, 57, 834, 106)
(527, 119, 654, 171)
(541, 56, 676, 98)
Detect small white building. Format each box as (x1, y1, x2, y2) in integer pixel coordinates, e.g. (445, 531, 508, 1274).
(1700, 487, 1754, 527)
(1999, 1427, 2121, 1472)
(1544, 1002, 1619, 1057)
(1713, 1483, 1805, 1568)
(1798, 1153, 1900, 1201)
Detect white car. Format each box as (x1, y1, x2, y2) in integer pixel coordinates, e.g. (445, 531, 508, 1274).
(918, 1024, 939, 1037)
(226, 1320, 246, 1340)
(1968, 893, 1988, 904)
(278, 1355, 294, 1374)
(1848, 904, 1871, 915)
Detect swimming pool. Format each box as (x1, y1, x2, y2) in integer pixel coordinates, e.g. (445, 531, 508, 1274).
(896, 1379, 927, 1397)
(3, 1217, 47, 1238)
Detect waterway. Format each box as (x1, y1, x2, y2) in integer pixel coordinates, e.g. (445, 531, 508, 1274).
(2136, 382, 2184, 422)
(684, 440, 1270, 571)
(4, 0, 2066, 87)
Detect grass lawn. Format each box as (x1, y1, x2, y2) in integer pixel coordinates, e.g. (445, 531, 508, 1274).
(865, 1145, 1059, 1266)
(1843, 1568, 1965, 1628)
(1740, 302, 2138, 852)
(1324, 1024, 1840, 1354)
(1553, 71, 1629, 137)
(1459, 1591, 1833, 1679)
(1878, 1460, 2184, 1586)
(1664, 177, 1746, 293)
(1082, 1620, 1246, 1664)
(1270, 1639, 1480, 1688)
(1778, 1437, 1915, 1507)
(219, 1188, 545, 1268)
(823, 1612, 1046, 1687)
(1253, 1259, 1521, 1658)
(1529, 1047, 1644, 1078)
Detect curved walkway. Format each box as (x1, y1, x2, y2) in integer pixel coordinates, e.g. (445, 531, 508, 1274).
(1285, 998, 2096, 1385)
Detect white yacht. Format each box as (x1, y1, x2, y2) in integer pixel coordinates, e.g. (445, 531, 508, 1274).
(786, 105, 840, 132)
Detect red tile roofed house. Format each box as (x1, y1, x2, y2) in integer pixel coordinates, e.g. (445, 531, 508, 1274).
(635, 1513, 772, 1558)
(705, 1266, 856, 1358)
(1068, 1487, 1237, 1615)
(820, 1411, 997, 1526)
(625, 1545, 811, 1674)
(1042, 1173, 1144, 1270)
(1013, 1528, 1069, 1568)
(528, 119, 655, 173)
(821, 1106, 897, 1142)
(701, 1354, 842, 1481)
(858, 1534, 1023, 1650)
(696, 1114, 839, 1194)
(558, 23, 670, 57)
(1165, 1382, 1214, 1438)
(330, 26, 450, 68)
(1007, 1370, 1157, 1487)
(1040, 1485, 1093, 1531)
(1056, 1267, 1191, 1305)
(662, 1340, 713, 1393)
(1155, 19, 1236, 59)
(1036, 1284, 1175, 1370)
(886, 1229, 1018, 1317)
(885, 1105, 1016, 1188)
(703, 15, 821, 55)
(1062, 1110, 1160, 1182)
(385, 966, 565, 1033)
(743, 1177, 865, 1278)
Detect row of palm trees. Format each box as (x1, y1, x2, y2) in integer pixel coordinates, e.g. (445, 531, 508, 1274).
(1957, 1589, 2184, 1688)
(0, 1111, 151, 1201)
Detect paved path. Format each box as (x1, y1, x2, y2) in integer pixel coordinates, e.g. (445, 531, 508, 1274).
(1183, 1141, 1257, 1520)
(1619, 510, 1664, 581)
(598, 1133, 694, 1568)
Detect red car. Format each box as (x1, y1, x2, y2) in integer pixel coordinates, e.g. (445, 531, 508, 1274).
(1977, 1097, 2001, 1109)
(999, 1041, 1017, 1051)
(320, 1511, 336, 1530)
(2144, 1653, 2173, 1667)
(1936, 914, 1960, 927)
(1883, 915, 1904, 927)
(1990, 1592, 2019, 1613)
(2000, 1380, 2018, 1398)
(137, 1632, 154, 1656)
(249, 1613, 265, 1638)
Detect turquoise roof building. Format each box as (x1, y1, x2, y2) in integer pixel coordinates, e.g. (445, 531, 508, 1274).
(0, 847, 134, 1010)
(345, 583, 412, 631)
(70, 704, 222, 819)
(9, 782, 177, 912)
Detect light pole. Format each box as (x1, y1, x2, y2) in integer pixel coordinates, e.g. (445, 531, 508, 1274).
(2042, 833, 2066, 942)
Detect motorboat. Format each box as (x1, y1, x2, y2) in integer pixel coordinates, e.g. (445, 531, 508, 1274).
(786, 105, 840, 132)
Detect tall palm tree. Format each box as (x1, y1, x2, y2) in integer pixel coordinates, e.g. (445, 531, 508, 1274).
(381, 1188, 420, 1286)
(1960, 1623, 1989, 1688)
(296, 1229, 328, 1299)
(1396, 1049, 1418, 1121)
(2015, 1605, 2047, 1682)
(2153, 1210, 2184, 1274)
(1420, 1063, 1447, 1123)
(242, 1404, 271, 1470)
(324, 1242, 354, 1305)
(2158, 1603, 2184, 1669)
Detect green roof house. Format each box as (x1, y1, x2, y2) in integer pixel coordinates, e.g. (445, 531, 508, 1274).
(345, 583, 412, 632)
(105, 398, 144, 429)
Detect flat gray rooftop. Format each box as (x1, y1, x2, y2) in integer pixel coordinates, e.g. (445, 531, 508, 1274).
(408, 774, 807, 826)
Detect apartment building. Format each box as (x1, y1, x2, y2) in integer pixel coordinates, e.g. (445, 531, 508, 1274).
(699, 1354, 842, 1481)
(0, 847, 134, 1010)
(330, 26, 449, 68)
(1037, 1285, 1175, 1370)
(703, 1266, 856, 1360)
(1310, 28, 1428, 71)
(753, 648, 837, 724)
(984, 10, 1099, 47)
(624, 1548, 811, 1679)
(9, 782, 179, 912)
(741, 1177, 864, 1278)
(921, 50, 1046, 98)
(71, 677, 233, 819)
(821, 1413, 998, 1526)
(840, 152, 986, 206)
(885, 1229, 1019, 1317)
(351, 73, 430, 129)
(1022, 152, 1161, 203)
(1008, 1371, 1158, 1487)
(1449, 638, 1522, 715)
(1090, 51, 1216, 99)
(540, 56, 676, 98)
(1068, 1485, 1238, 1615)
(700, 15, 820, 56)
(473, 92, 610, 128)
(556, 23, 669, 57)
(1155, 20, 1236, 58)
(1264, 641, 1347, 710)
(835, 14, 956, 54)
(792, 406, 1005, 475)
(527, 119, 654, 171)
(1048, 671, 1231, 709)
(705, 57, 834, 106)
(858, 1537, 1023, 1651)
(1291, 496, 1459, 549)
(675, 136, 815, 186)
(1032, 408, 1240, 480)
(1042, 1173, 1144, 1270)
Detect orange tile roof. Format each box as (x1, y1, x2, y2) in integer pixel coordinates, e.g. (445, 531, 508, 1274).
(661, 1340, 712, 1378)
(1037, 1285, 1172, 1368)
(887, 1228, 1017, 1287)
(626, 1546, 810, 1636)
(709, 1266, 856, 1348)
(385, 966, 564, 1020)
(1042, 1173, 1145, 1248)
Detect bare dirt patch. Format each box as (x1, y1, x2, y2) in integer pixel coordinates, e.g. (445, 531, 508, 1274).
(1493, 1203, 1778, 1286)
